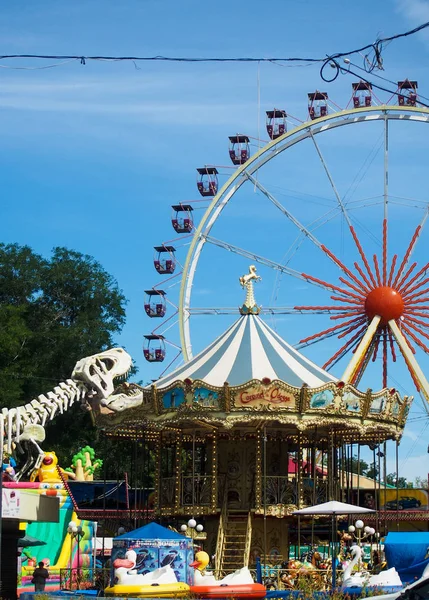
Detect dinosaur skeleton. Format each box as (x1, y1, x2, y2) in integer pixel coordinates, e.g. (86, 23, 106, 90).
(0, 347, 132, 480)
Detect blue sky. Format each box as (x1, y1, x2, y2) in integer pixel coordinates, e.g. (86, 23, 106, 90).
(2, 0, 429, 482)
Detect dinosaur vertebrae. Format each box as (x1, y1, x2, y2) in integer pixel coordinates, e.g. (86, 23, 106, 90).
(1, 379, 88, 454)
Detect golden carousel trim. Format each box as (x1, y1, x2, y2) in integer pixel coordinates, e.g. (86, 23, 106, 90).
(96, 378, 411, 442)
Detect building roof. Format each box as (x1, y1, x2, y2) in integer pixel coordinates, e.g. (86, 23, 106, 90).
(154, 313, 336, 389)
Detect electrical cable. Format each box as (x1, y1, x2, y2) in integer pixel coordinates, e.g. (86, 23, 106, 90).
(0, 21, 428, 67)
(321, 59, 429, 109)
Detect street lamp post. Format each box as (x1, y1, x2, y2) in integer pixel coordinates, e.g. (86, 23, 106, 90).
(181, 519, 204, 545)
(348, 520, 376, 570)
(68, 521, 84, 589)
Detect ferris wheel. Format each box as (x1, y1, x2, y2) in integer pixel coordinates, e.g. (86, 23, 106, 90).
(144, 78, 429, 401)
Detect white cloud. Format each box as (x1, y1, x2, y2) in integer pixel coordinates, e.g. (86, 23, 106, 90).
(395, 0, 429, 23)
(403, 428, 419, 442)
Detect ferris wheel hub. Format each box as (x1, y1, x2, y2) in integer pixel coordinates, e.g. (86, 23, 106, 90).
(365, 286, 404, 325)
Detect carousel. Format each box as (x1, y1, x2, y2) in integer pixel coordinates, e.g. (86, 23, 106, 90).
(95, 268, 412, 574)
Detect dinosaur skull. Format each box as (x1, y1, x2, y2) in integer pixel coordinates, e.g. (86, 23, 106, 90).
(72, 347, 132, 399)
(100, 383, 144, 412)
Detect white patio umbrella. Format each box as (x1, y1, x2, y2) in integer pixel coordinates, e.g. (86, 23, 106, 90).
(293, 500, 376, 516)
(292, 501, 376, 588)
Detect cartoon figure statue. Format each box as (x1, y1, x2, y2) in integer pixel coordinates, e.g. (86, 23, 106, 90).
(30, 451, 74, 483)
(65, 446, 103, 481)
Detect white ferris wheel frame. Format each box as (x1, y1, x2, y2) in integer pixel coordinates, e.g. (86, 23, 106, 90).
(178, 105, 429, 362)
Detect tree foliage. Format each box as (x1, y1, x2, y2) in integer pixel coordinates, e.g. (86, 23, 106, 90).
(0, 243, 127, 406)
(385, 472, 412, 488)
(0, 243, 128, 466)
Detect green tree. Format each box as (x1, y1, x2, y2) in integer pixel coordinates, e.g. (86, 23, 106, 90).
(366, 462, 379, 480)
(414, 476, 428, 489)
(349, 456, 369, 475)
(0, 243, 128, 466)
(385, 473, 411, 488)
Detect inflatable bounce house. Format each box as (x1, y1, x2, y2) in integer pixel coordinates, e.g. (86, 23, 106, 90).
(13, 481, 95, 595)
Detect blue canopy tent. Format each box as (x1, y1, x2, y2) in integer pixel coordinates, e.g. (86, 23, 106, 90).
(111, 522, 194, 584)
(384, 532, 429, 583)
(115, 522, 186, 541)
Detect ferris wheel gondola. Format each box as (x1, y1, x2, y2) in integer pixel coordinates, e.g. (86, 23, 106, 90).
(153, 246, 176, 275)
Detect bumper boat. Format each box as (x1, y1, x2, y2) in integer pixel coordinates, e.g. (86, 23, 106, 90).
(190, 551, 266, 599)
(104, 549, 190, 598)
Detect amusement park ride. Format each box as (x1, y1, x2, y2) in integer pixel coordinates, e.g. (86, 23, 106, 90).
(3, 78, 429, 599)
(142, 78, 429, 405)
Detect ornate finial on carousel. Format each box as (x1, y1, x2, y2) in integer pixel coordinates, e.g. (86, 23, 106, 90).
(239, 265, 261, 315)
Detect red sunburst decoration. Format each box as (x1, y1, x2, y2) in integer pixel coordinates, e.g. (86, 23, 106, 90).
(295, 219, 429, 389)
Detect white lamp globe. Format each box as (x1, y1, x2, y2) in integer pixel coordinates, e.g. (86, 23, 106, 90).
(355, 520, 364, 529)
(68, 521, 76, 529)
(72, 525, 78, 533)
(188, 518, 197, 529)
(180, 524, 188, 532)
(196, 524, 204, 532)
(369, 528, 375, 535)
(348, 525, 355, 533)
(364, 526, 371, 534)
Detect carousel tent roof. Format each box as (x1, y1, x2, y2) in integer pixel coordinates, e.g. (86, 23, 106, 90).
(153, 313, 336, 389)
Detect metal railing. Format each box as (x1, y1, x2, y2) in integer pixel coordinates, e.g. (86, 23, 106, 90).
(181, 474, 213, 506)
(214, 479, 228, 576)
(264, 476, 298, 505)
(59, 567, 110, 591)
(243, 511, 252, 567)
(253, 566, 335, 592)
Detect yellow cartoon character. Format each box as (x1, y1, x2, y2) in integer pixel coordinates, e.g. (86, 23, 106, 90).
(31, 451, 75, 483)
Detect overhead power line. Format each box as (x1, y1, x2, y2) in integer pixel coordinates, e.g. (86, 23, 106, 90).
(0, 21, 428, 68)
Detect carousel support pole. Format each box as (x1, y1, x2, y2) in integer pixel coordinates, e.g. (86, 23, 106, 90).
(350, 443, 353, 501)
(154, 432, 162, 517)
(357, 442, 361, 506)
(133, 438, 138, 528)
(297, 432, 303, 509)
(255, 432, 262, 511)
(396, 439, 400, 531)
(373, 445, 378, 534)
(383, 440, 387, 535)
(347, 443, 351, 503)
(328, 430, 333, 501)
(211, 433, 218, 512)
(175, 432, 182, 513)
(297, 433, 304, 561)
(192, 432, 196, 517)
(311, 437, 317, 548)
(263, 425, 267, 573)
(331, 514, 337, 590)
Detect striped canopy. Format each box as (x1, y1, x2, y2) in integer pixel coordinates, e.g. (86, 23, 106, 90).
(154, 314, 336, 389)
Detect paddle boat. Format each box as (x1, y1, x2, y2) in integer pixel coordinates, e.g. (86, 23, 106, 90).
(104, 549, 190, 597)
(341, 545, 403, 591)
(190, 551, 266, 598)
